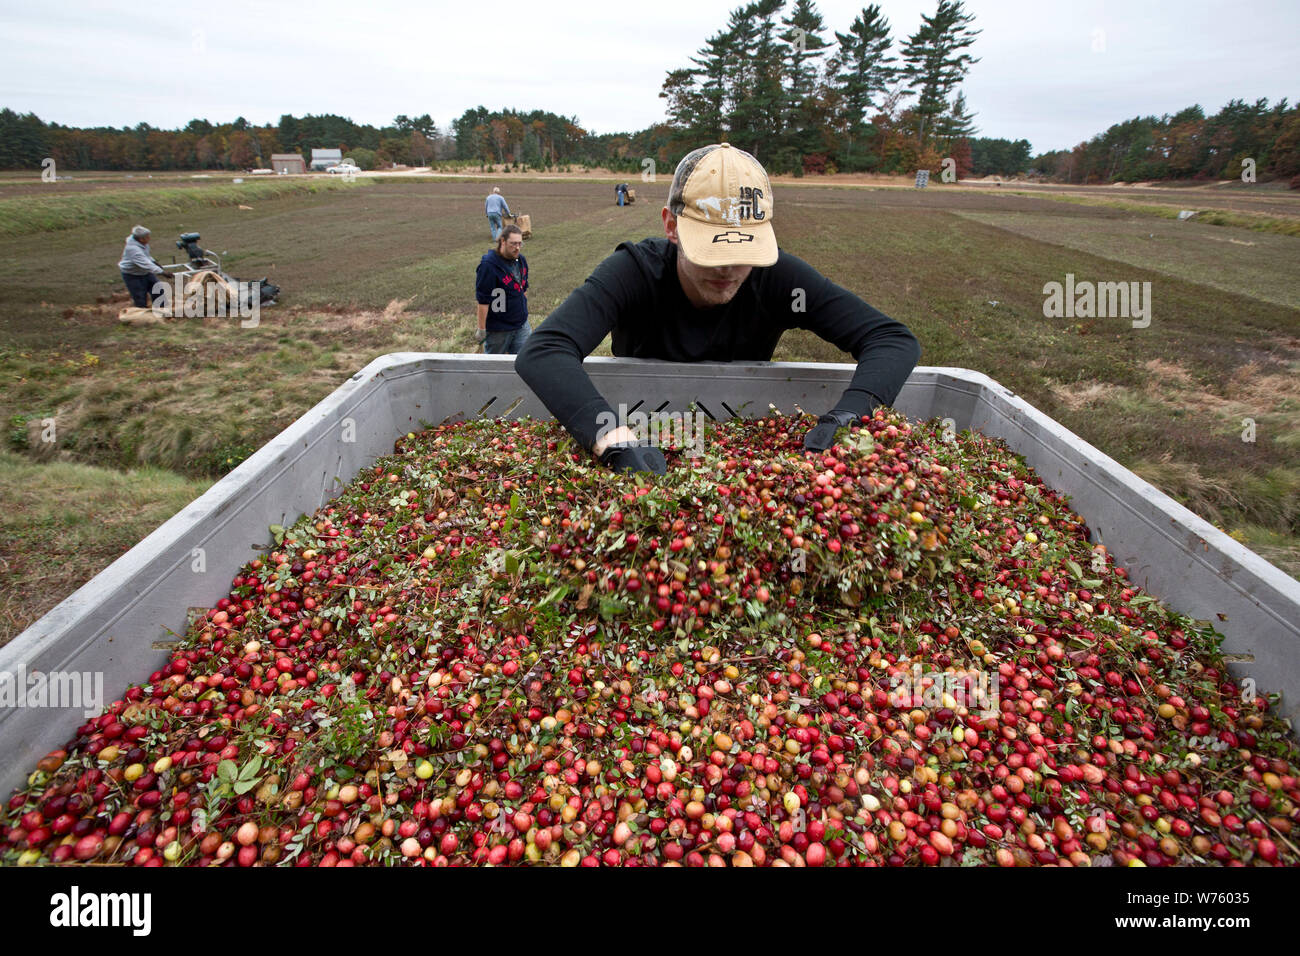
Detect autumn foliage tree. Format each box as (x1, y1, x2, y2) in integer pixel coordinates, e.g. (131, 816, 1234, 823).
(1031, 98, 1300, 184)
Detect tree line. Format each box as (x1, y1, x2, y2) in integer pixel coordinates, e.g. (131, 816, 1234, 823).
(0, 110, 458, 171)
(1030, 99, 1300, 185)
(2, 0, 1296, 186)
(0, 0, 988, 178)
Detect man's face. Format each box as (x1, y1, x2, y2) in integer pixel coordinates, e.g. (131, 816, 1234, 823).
(498, 233, 523, 260)
(136, 233, 150, 245)
(662, 210, 751, 308)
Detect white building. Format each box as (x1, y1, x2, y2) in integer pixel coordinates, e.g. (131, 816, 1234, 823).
(309, 148, 343, 171)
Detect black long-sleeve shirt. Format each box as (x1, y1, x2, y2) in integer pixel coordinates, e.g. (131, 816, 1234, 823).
(515, 237, 921, 451)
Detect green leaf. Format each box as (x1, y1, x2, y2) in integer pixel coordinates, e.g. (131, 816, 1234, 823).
(269, 524, 286, 545)
(1065, 559, 1083, 579)
(536, 584, 569, 610)
(599, 597, 628, 621)
(845, 431, 875, 455)
(217, 760, 238, 784)
(233, 778, 260, 795)
(504, 551, 521, 575)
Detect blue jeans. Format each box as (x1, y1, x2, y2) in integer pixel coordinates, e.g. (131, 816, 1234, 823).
(487, 213, 503, 240)
(484, 321, 531, 355)
(122, 271, 160, 307)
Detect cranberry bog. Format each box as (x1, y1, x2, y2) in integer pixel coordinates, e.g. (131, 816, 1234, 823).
(2, 355, 1299, 867)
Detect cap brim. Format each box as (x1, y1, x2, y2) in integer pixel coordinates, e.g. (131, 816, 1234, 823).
(676, 215, 778, 267)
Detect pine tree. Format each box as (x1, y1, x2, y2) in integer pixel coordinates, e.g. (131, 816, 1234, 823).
(744, 0, 790, 160)
(0, 109, 49, 168)
(898, 0, 980, 147)
(661, 68, 707, 140)
(934, 91, 977, 145)
(779, 0, 830, 169)
(828, 5, 896, 167)
(721, 5, 761, 149)
(683, 26, 736, 140)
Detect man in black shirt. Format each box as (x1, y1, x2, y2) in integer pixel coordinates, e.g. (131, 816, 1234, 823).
(515, 142, 921, 473)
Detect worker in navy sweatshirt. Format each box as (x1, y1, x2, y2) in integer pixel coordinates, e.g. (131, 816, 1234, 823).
(474, 224, 530, 354)
(514, 143, 921, 474)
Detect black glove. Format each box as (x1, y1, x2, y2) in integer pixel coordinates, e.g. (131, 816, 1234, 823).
(599, 441, 667, 475)
(803, 409, 860, 452)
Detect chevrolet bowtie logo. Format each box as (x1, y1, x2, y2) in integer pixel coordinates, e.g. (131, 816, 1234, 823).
(712, 230, 754, 243)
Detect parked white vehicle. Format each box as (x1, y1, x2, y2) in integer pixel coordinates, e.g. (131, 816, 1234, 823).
(327, 160, 360, 175)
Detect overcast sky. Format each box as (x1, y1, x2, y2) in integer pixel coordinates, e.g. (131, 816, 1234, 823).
(1, 0, 1296, 153)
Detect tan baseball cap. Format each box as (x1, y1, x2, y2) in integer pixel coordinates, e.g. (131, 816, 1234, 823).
(667, 143, 777, 267)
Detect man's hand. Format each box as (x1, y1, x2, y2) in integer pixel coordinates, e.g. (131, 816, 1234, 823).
(599, 441, 667, 475)
(593, 424, 636, 457)
(475, 328, 487, 343)
(803, 409, 860, 452)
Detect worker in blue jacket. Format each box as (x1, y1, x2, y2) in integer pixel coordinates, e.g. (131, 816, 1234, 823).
(484, 187, 513, 241)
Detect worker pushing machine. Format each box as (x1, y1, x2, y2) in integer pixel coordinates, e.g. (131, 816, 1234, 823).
(117, 225, 168, 307)
(484, 187, 514, 241)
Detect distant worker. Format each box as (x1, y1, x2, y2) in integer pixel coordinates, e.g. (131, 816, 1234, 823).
(615, 183, 629, 206)
(117, 225, 167, 308)
(474, 224, 530, 354)
(484, 186, 513, 241)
